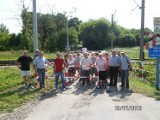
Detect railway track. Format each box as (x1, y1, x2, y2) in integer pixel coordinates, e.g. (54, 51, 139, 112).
(0, 60, 17, 66)
(0, 59, 54, 66)
(0, 58, 154, 66)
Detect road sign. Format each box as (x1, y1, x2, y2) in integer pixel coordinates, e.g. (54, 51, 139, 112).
(149, 45, 160, 58)
(149, 45, 160, 90)
(154, 17, 160, 34)
(146, 30, 160, 90)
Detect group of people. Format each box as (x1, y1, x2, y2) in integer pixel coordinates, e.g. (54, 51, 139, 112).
(65, 50, 132, 89)
(17, 48, 132, 91)
(17, 50, 67, 90)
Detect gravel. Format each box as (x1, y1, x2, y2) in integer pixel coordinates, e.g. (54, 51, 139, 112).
(0, 99, 40, 120)
(0, 65, 38, 120)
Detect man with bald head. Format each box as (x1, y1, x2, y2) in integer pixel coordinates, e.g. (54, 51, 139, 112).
(80, 52, 92, 86)
(33, 51, 51, 89)
(17, 50, 33, 88)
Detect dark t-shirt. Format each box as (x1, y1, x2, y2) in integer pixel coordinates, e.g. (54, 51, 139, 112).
(17, 56, 33, 71)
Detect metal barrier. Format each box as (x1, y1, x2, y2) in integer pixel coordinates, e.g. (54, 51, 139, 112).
(64, 65, 99, 86)
(131, 60, 155, 79)
(45, 64, 54, 79)
(34, 64, 54, 81)
(131, 61, 144, 79)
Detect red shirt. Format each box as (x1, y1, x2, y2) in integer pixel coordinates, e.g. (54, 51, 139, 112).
(54, 58, 64, 72)
(105, 57, 109, 63)
(105, 57, 110, 70)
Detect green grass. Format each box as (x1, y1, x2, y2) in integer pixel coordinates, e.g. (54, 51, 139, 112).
(0, 47, 149, 60)
(0, 50, 24, 60)
(110, 46, 149, 59)
(0, 50, 57, 60)
(130, 77, 160, 100)
(0, 66, 54, 113)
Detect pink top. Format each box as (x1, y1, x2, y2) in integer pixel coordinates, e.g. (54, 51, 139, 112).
(96, 57, 107, 71)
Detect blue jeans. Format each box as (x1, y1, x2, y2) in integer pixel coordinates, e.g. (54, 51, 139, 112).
(121, 70, 129, 88)
(55, 72, 66, 89)
(37, 69, 45, 88)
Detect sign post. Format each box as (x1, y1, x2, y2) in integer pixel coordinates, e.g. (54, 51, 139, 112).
(154, 17, 160, 90)
(156, 58, 160, 90)
(148, 42, 160, 90)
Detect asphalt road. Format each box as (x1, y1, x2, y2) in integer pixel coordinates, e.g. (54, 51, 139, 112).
(25, 80, 160, 120)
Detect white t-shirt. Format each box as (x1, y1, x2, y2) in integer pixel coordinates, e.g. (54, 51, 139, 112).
(67, 58, 75, 65)
(80, 57, 92, 70)
(96, 57, 107, 71)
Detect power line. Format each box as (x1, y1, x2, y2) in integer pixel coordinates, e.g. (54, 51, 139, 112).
(130, 0, 140, 14)
(132, 0, 140, 8)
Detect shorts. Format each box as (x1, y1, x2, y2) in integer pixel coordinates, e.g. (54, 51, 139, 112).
(21, 70, 31, 76)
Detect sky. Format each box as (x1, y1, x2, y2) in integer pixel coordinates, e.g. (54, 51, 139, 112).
(0, 0, 160, 34)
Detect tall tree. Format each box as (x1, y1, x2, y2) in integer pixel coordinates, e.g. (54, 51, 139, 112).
(20, 0, 33, 50)
(0, 24, 10, 50)
(79, 18, 111, 50)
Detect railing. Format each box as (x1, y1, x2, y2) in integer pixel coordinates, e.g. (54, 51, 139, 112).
(131, 60, 156, 80)
(64, 65, 99, 86)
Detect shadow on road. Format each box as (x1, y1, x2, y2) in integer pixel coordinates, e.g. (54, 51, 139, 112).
(72, 80, 133, 99)
(38, 79, 133, 101)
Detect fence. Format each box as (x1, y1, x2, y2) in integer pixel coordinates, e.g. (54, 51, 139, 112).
(64, 65, 99, 86)
(131, 60, 156, 79)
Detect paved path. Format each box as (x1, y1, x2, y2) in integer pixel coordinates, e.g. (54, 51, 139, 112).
(25, 81, 160, 120)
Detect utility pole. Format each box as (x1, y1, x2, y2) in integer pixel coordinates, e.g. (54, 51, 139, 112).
(140, 0, 145, 61)
(66, 18, 69, 53)
(65, 8, 76, 53)
(111, 14, 114, 49)
(33, 0, 38, 53)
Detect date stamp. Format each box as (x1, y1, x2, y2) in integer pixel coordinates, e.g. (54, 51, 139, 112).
(115, 106, 142, 111)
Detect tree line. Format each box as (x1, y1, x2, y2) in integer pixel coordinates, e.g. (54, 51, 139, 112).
(0, 5, 152, 52)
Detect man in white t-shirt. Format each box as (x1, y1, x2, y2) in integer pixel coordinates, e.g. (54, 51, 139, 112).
(80, 52, 92, 86)
(67, 54, 76, 80)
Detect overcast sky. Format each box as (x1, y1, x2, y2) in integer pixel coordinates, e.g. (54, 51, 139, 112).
(0, 0, 160, 34)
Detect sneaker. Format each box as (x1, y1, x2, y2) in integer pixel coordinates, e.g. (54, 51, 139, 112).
(53, 88, 58, 91)
(63, 88, 66, 91)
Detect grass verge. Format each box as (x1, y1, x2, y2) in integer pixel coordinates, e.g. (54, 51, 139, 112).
(130, 77, 160, 100)
(0, 66, 54, 113)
